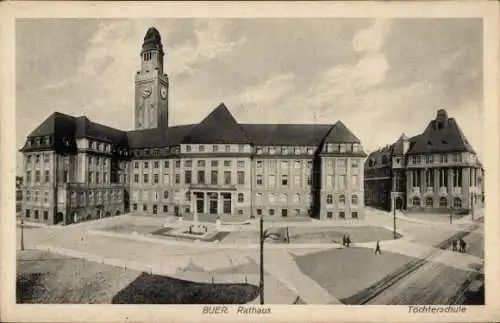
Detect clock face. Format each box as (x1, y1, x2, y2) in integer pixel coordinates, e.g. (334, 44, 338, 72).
(141, 86, 152, 98)
(160, 86, 167, 99)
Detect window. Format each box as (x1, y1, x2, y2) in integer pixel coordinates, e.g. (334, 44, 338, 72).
(256, 193, 263, 205)
(163, 190, 169, 200)
(163, 205, 168, 213)
(294, 175, 301, 187)
(133, 203, 138, 211)
(281, 175, 288, 186)
(269, 160, 277, 170)
(294, 194, 300, 204)
(307, 148, 314, 155)
(327, 195, 333, 204)
(453, 197, 462, 209)
(224, 171, 231, 185)
(134, 174, 139, 183)
(224, 160, 231, 167)
(257, 161, 263, 169)
(238, 145, 245, 152)
(439, 197, 447, 208)
(269, 209, 275, 216)
(143, 174, 149, 184)
(280, 193, 288, 204)
(294, 148, 301, 155)
(257, 209, 262, 216)
(144, 161, 149, 169)
(452, 168, 462, 187)
(269, 147, 275, 155)
(339, 195, 345, 204)
(143, 204, 148, 211)
(44, 170, 50, 183)
(327, 212, 333, 218)
(351, 160, 359, 168)
(25, 209, 30, 218)
(338, 175, 346, 189)
(425, 169, 434, 187)
(26, 191, 31, 201)
(425, 197, 433, 207)
(269, 193, 276, 203)
(164, 161, 169, 168)
(197, 170, 205, 184)
(281, 147, 288, 155)
(186, 145, 191, 152)
(237, 171, 245, 185)
(198, 145, 205, 152)
(88, 171, 93, 184)
(225, 145, 231, 153)
(175, 174, 180, 184)
(212, 145, 219, 152)
(43, 154, 49, 163)
(339, 212, 345, 219)
(307, 160, 312, 169)
(256, 147, 263, 154)
(294, 161, 301, 169)
(306, 175, 312, 186)
(238, 193, 244, 203)
(337, 159, 346, 169)
(184, 170, 192, 184)
(35, 171, 40, 183)
(175, 160, 181, 168)
(237, 160, 245, 168)
(256, 175, 263, 185)
(439, 169, 448, 187)
(197, 160, 206, 168)
(352, 195, 358, 205)
(43, 191, 49, 203)
(34, 210, 39, 219)
(210, 170, 218, 185)
(26, 171, 32, 183)
(281, 161, 289, 170)
(281, 209, 288, 217)
(440, 154, 448, 163)
(412, 197, 421, 207)
(43, 211, 48, 220)
(426, 155, 433, 163)
(237, 210, 243, 215)
(35, 154, 40, 164)
(211, 160, 218, 167)
(352, 212, 358, 219)
(154, 161, 159, 168)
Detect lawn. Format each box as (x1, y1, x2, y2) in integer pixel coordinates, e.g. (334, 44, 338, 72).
(287, 226, 401, 244)
(293, 247, 417, 300)
(17, 250, 260, 304)
(101, 223, 162, 235)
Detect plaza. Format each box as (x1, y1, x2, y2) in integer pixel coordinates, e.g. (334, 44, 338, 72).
(17, 207, 484, 305)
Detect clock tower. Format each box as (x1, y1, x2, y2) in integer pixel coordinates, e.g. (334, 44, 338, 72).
(135, 27, 169, 130)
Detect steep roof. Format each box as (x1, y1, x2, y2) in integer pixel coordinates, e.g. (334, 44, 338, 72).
(323, 121, 361, 143)
(406, 118, 476, 155)
(75, 116, 128, 145)
(240, 124, 333, 146)
(182, 103, 252, 144)
(27, 112, 75, 138)
(127, 125, 196, 148)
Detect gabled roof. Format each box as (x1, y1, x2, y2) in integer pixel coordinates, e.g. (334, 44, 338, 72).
(406, 118, 476, 155)
(182, 103, 252, 144)
(323, 121, 361, 143)
(240, 124, 333, 146)
(127, 124, 196, 149)
(27, 112, 76, 138)
(75, 116, 128, 145)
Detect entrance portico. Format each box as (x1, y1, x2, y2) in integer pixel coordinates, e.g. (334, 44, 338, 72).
(191, 191, 234, 216)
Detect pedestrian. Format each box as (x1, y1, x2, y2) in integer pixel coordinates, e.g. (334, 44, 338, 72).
(347, 235, 352, 247)
(452, 240, 457, 252)
(375, 240, 382, 255)
(342, 235, 346, 246)
(460, 239, 466, 253)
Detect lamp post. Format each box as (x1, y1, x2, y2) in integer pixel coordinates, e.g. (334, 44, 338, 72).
(392, 192, 397, 240)
(471, 194, 474, 221)
(259, 214, 280, 305)
(20, 217, 25, 251)
(450, 205, 453, 224)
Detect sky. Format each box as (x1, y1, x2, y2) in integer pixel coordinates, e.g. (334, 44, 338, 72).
(16, 18, 483, 174)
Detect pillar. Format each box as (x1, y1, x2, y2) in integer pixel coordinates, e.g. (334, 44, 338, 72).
(217, 192, 222, 215)
(463, 167, 471, 208)
(447, 168, 453, 207)
(203, 192, 208, 215)
(433, 168, 440, 207)
(231, 192, 235, 215)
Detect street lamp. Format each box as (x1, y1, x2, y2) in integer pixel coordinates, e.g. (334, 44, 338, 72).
(471, 194, 474, 221)
(450, 205, 453, 224)
(392, 193, 397, 240)
(20, 217, 25, 251)
(259, 215, 280, 305)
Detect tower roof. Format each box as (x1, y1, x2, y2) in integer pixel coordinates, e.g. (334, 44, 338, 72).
(142, 27, 163, 53)
(323, 120, 361, 143)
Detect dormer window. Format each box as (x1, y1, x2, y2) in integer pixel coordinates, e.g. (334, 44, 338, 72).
(307, 148, 314, 155)
(339, 144, 346, 153)
(269, 147, 275, 155)
(281, 147, 288, 155)
(256, 147, 263, 154)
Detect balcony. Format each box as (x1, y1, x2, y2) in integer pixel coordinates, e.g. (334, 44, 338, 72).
(425, 187, 434, 194)
(411, 187, 420, 194)
(453, 187, 462, 195)
(439, 187, 447, 195)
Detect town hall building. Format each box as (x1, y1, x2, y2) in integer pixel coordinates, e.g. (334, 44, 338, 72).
(19, 27, 368, 225)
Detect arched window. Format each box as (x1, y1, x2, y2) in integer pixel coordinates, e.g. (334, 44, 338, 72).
(425, 197, 433, 207)
(352, 195, 358, 205)
(294, 193, 300, 204)
(163, 190, 169, 199)
(412, 197, 420, 207)
(439, 197, 447, 208)
(326, 194, 333, 204)
(453, 197, 462, 209)
(280, 193, 288, 203)
(339, 195, 345, 204)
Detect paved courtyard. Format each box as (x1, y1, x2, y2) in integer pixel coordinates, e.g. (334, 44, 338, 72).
(16, 207, 484, 304)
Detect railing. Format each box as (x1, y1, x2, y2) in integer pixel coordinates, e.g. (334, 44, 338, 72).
(189, 183, 238, 191)
(412, 187, 420, 194)
(453, 187, 462, 195)
(439, 187, 447, 195)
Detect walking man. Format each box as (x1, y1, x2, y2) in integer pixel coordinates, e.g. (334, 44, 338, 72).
(375, 240, 382, 255)
(346, 235, 351, 248)
(452, 240, 457, 252)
